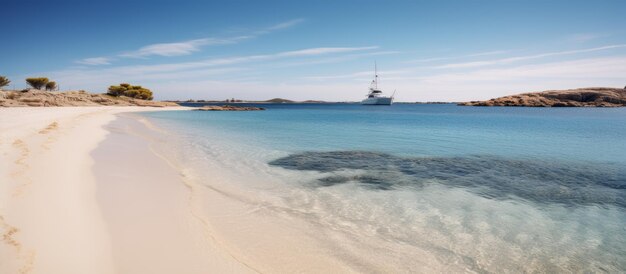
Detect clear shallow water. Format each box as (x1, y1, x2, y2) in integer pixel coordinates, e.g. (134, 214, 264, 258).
(141, 104, 626, 272)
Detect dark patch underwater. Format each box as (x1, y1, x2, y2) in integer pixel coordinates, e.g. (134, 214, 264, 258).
(269, 151, 626, 208)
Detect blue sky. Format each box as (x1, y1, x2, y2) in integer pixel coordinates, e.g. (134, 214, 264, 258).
(3, 0, 626, 101)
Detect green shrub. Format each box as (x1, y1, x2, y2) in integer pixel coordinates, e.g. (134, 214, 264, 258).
(107, 83, 153, 100)
(133, 89, 153, 100)
(45, 81, 57, 91)
(0, 76, 10, 89)
(26, 77, 49, 90)
(124, 89, 139, 98)
(107, 85, 126, 96)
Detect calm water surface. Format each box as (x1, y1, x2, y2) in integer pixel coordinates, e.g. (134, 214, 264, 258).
(141, 104, 626, 272)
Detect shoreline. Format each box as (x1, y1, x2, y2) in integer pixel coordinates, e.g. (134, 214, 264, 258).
(3, 105, 623, 272)
(0, 106, 196, 273)
(0, 106, 358, 273)
(133, 110, 462, 273)
(117, 112, 364, 273)
(93, 112, 260, 273)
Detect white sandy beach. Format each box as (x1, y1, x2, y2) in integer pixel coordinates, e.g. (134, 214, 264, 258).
(3, 105, 622, 273)
(0, 106, 479, 274)
(0, 106, 366, 274)
(0, 106, 253, 274)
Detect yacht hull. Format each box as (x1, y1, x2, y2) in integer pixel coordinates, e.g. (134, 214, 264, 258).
(361, 97, 393, 105)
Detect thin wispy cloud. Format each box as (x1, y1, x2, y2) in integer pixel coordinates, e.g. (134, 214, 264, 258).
(568, 33, 606, 43)
(102, 46, 378, 74)
(303, 69, 410, 81)
(277, 46, 378, 57)
(77, 19, 305, 65)
(436, 44, 626, 69)
(262, 18, 306, 32)
(408, 57, 453, 63)
(408, 50, 509, 63)
(120, 19, 304, 59)
(119, 37, 250, 58)
(465, 50, 510, 57)
(120, 19, 304, 58)
(76, 57, 112, 65)
(52, 46, 379, 89)
(421, 56, 626, 83)
(270, 50, 401, 68)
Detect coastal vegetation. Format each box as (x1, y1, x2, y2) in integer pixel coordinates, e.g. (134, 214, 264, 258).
(107, 83, 153, 100)
(26, 77, 51, 90)
(1, 79, 172, 107)
(45, 81, 58, 91)
(0, 89, 176, 107)
(0, 76, 10, 89)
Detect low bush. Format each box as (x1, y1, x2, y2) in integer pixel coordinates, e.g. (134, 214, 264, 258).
(0, 76, 10, 89)
(26, 77, 49, 90)
(107, 85, 127, 96)
(45, 81, 57, 91)
(107, 83, 153, 100)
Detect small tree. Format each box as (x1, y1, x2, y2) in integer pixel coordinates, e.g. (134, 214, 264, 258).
(45, 81, 57, 91)
(107, 85, 126, 96)
(107, 83, 153, 100)
(26, 77, 49, 90)
(133, 89, 153, 100)
(0, 76, 10, 89)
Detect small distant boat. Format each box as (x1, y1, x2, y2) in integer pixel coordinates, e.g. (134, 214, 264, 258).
(361, 63, 394, 105)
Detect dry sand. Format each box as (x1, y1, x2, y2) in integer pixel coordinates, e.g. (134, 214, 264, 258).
(0, 106, 250, 274)
(93, 113, 254, 274)
(0, 106, 366, 274)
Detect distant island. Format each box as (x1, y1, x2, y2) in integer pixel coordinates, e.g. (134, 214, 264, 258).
(459, 87, 626, 107)
(173, 98, 333, 104)
(195, 105, 265, 111)
(175, 99, 456, 105)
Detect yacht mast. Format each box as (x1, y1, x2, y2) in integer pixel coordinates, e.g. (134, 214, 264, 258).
(374, 62, 378, 90)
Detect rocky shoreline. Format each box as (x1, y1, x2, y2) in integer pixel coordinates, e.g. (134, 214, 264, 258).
(0, 89, 178, 107)
(459, 87, 626, 107)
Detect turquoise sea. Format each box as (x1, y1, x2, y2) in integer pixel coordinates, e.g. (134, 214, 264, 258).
(140, 104, 626, 272)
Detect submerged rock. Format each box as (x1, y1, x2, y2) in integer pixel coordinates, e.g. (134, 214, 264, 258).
(195, 105, 265, 111)
(269, 151, 626, 208)
(459, 87, 626, 107)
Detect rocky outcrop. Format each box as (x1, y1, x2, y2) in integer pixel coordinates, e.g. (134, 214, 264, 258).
(195, 105, 265, 111)
(459, 87, 626, 107)
(0, 89, 178, 107)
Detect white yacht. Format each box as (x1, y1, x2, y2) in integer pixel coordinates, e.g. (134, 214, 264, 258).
(361, 64, 394, 105)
